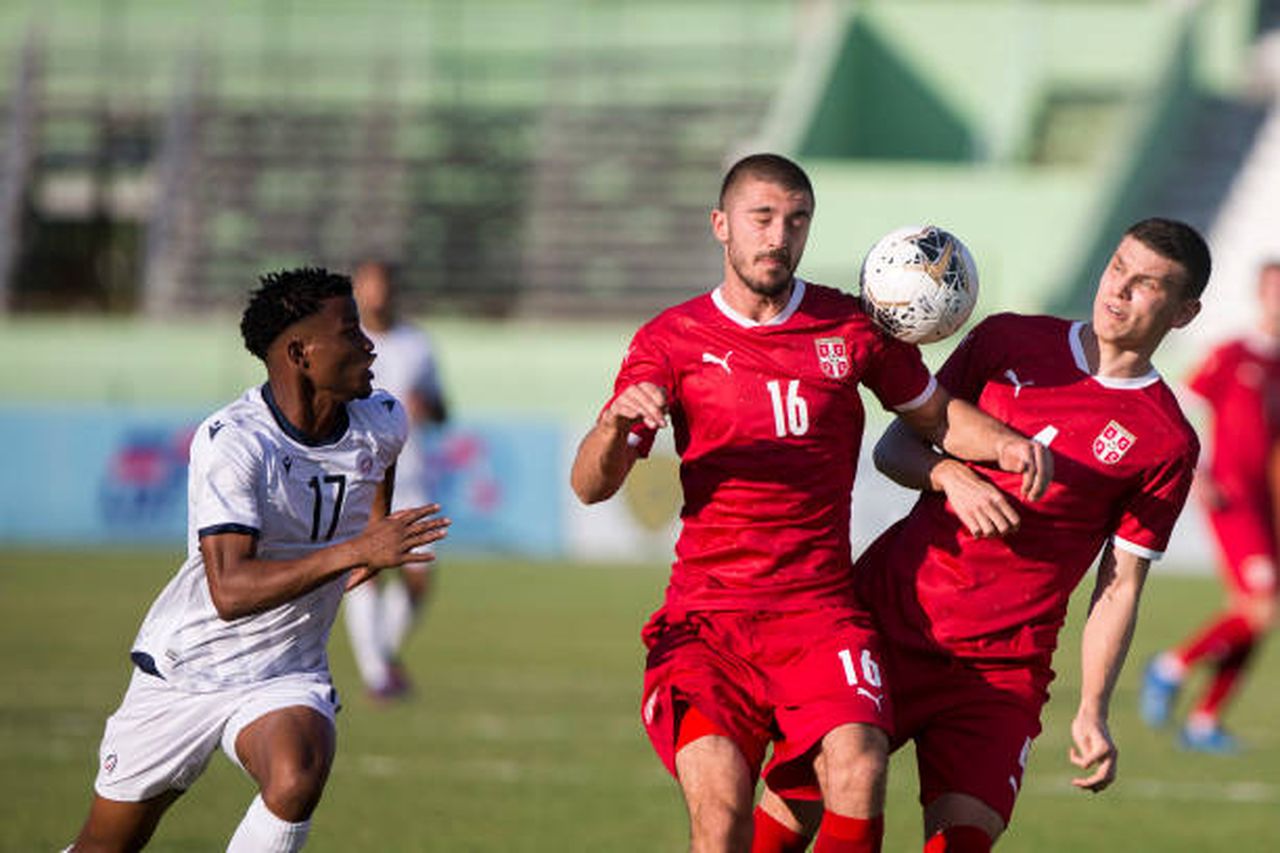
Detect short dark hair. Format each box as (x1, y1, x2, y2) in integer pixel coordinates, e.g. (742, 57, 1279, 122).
(719, 153, 814, 209)
(1124, 218, 1211, 299)
(240, 267, 352, 361)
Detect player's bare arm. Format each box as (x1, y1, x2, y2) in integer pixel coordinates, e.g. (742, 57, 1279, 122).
(202, 503, 448, 620)
(1071, 545, 1150, 792)
(570, 381, 668, 504)
(874, 417, 1022, 538)
(882, 383, 1051, 488)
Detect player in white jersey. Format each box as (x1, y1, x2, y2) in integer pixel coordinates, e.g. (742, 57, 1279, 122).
(342, 260, 450, 700)
(68, 268, 450, 852)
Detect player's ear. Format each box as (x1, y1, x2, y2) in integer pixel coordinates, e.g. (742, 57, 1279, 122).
(286, 337, 309, 369)
(1171, 297, 1201, 330)
(710, 207, 729, 245)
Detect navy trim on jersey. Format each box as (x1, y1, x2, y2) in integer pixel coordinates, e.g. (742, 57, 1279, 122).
(130, 651, 164, 679)
(260, 383, 350, 447)
(198, 523, 260, 538)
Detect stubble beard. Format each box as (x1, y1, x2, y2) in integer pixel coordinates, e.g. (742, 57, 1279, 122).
(729, 247, 795, 300)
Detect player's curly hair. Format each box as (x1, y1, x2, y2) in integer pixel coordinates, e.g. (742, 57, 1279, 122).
(240, 267, 352, 361)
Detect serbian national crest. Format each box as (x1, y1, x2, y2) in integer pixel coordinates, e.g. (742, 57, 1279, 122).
(815, 336, 850, 379)
(1092, 420, 1135, 464)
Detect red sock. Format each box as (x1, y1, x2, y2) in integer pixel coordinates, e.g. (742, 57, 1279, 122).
(1193, 641, 1256, 719)
(923, 825, 992, 853)
(813, 811, 883, 853)
(751, 805, 811, 853)
(1176, 613, 1254, 667)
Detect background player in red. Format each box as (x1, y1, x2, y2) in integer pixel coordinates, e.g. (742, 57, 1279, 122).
(1141, 261, 1280, 752)
(754, 218, 1209, 852)
(570, 153, 1051, 853)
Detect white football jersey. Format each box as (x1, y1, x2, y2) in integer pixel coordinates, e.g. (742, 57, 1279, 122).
(365, 322, 442, 508)
(130, 385, 408, 692)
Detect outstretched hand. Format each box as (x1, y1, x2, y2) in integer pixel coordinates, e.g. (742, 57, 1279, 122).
(346, 503, 450, 591)
(1069, 712, 1118, 793)
(996, 437, 1053, 501)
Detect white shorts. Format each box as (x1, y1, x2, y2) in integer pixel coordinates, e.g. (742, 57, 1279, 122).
(93, 667, 339, 802)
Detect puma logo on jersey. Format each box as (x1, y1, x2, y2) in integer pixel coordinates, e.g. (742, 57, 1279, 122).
(382, 399, 395, 412)
(208, 420, 225, 440)
(702, 351, 733, 374)
(1004, 369, 1034, 397)
(857, 687, 884, 712)
(282, 456, 293, 474)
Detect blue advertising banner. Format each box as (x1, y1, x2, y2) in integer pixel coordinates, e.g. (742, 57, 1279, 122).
(0, 404, 563, 556)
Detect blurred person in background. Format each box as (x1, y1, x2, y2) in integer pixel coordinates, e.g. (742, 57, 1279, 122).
(1141, 261, 1280, 753)
(68, 268, 448, 852)
(755, 219, 1207, 853)
(570, 153, 1049, 853)
(342, 259, 450, 702)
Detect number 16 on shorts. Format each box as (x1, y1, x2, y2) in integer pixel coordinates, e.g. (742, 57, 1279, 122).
(838, 648, 885, 710)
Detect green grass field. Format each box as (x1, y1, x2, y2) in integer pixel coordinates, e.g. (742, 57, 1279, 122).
(1, 549, 1276, 851)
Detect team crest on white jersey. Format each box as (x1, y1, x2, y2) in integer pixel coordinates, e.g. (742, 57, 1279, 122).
(815, 337, 850, 379)
(1092, 420, 1135, 464)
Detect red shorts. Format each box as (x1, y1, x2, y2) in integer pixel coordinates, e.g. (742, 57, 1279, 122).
(890, 646, 1050, 825)
(1205, 505, 1278, 595)
(640, 606, 892, 795)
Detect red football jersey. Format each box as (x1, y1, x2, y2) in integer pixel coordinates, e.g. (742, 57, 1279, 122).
(611, 279, 935, 612)
(859, 313, 1199, 665)
(1187, 336, 1280, 511)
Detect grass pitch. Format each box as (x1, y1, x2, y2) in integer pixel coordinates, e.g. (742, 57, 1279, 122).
(1, 549, 1276, 851)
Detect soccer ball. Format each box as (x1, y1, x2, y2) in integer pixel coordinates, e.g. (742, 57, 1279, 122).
(859, 225, 979, 344)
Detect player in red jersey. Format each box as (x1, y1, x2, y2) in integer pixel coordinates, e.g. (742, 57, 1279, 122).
(1141, 261, 1280, 752)
(570, 153, 1051, 853)
(753, 218, 1209, 852)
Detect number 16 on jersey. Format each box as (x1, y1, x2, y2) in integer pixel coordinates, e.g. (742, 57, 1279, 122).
(837, 647, 882, 688)
(766, 380, 809, 437)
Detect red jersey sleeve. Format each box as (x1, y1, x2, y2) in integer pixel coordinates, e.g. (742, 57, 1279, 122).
(1185, 345, 1228, 404)
(1112, 444, 1198, 560)
(861, 332, 935, 412)
(936, 314, 1008, 403)
(600, 321, 675, 458)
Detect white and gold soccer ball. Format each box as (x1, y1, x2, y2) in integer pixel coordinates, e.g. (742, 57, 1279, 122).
(859, 225, 979, 344)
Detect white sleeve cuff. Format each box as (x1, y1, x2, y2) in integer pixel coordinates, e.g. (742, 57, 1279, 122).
(894, 375, 938, 413)
(1114, 535, 1163, 561)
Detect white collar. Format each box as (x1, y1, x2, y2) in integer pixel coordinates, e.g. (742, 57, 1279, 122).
(711, 278, 806, 328)
(1069, 321, 1161, 390)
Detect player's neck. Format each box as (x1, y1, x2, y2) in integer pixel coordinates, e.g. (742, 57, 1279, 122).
(718, 276, 795, 324)
(1080, 323, 1155, 379)
(264, 378, 349, 443)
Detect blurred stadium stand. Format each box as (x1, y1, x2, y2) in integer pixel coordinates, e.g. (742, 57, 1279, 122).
(0, 0, 1270, 329)
(0, 0, 795, 319)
